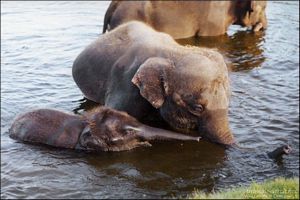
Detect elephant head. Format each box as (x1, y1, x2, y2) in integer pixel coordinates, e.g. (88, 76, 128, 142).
(234, 0, 267, 31)
(132, 50, 235, 145)
(80, 107, 201, 151)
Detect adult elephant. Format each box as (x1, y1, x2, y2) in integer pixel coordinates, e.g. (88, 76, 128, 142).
(73, 21, 234, 145)
(102, 0, 267, 38)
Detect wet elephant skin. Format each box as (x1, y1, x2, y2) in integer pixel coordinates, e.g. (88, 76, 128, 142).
(9, 107, 200, 152)
(73, 21, 235, 145)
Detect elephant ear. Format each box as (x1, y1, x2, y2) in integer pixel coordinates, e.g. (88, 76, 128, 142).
(131, 57, 174, 109)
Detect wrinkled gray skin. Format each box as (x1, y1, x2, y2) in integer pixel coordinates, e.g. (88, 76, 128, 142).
(103, 1, 267, 38)
(9, 107, 200, 152)
(73, 22, 234, 145)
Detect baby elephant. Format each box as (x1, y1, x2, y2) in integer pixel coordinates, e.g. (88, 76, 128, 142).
(9, 107, 200, 152)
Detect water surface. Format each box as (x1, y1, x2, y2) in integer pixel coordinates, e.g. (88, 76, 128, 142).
(1, 1, 299, 199)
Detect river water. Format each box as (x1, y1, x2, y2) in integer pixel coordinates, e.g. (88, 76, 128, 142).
(1, 1, 299, 199)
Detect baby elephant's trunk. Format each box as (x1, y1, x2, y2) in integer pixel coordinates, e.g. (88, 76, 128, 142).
(127, 125, 201, 142)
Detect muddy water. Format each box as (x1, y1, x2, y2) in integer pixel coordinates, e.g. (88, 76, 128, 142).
(1, 1, 299, 199)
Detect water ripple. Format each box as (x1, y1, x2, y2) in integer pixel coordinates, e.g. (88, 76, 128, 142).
(1, 1, 299, 199)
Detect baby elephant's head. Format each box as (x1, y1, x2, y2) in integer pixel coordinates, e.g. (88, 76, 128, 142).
(79, 107, 200, 151)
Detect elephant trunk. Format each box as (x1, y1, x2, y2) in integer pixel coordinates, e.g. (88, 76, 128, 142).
(125, 125, 201, 142)
(252, 12, 267, 32)
(198, 109, 235, 145)
(207, 129, 235, 146)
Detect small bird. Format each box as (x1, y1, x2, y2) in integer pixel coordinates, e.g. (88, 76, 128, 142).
(267, 145, 292, 160)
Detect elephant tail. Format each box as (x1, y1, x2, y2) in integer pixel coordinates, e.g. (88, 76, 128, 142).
(102, 1, 120, 34)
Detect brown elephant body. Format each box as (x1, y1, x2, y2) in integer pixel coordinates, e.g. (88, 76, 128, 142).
(103, 1, 267, 38)
(73, 21, 234, 145)
(9, 107, 200, 152)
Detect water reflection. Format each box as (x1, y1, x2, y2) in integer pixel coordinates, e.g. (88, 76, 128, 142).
(83, 140, 226, 196)
(177, 30, 266, 71)
(1, 1, 298, 199)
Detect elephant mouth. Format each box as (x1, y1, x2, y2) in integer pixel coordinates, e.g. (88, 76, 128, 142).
(159, 105, 198, 135)
(164, 116, 198, 134)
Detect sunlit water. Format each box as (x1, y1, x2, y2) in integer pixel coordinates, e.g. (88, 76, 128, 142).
(1, 1, 299, 199)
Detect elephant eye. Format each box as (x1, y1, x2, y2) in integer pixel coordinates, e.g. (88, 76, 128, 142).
(124, 125, 138, 135)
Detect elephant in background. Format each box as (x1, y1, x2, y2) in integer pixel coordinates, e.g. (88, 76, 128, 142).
(72, 21, 235, 145)
(176, 30, 266, 71)
(102, 0, 267, 39)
